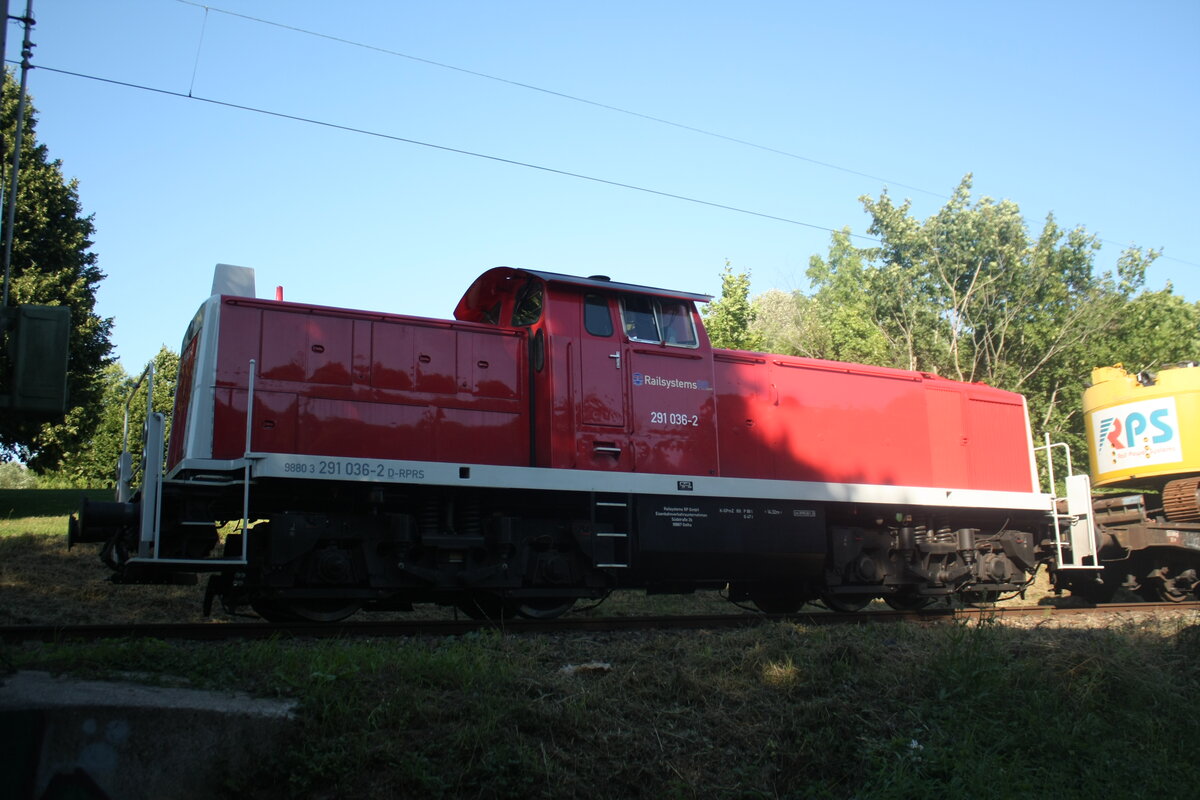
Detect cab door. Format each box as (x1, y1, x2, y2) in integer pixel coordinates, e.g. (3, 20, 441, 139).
(620, 295, 718, 476)
(576, 293, 634, 470)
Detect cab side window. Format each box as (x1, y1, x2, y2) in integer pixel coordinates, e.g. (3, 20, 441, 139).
(511, 280, 544, 327)
(584, 294, 613, 337)
(480, 301, 502, 326)
(620, 296, 698, 348)
(622, 296, 660, 343)
(658, 301, 698, 347)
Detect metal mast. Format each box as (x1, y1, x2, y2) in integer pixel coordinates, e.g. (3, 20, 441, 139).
(1, 0, 35, 308)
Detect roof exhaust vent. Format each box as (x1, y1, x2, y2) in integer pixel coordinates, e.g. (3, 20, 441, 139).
(212, 263, 256, 298)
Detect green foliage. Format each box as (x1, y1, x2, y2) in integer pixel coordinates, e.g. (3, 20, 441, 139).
(766, 174, 1186, 454)
(39, 347, 179, 488)
(703, 262, 765, 351)
(852, 176, 1146, 395)
(751, 288, 814, 356)
(798, 228, 895, 364)
(0, 460, 35, 488)
(0, 70, 113, 469)
(1101, 287, 1200, 371)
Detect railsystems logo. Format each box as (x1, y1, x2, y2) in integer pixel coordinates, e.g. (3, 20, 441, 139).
(1095, 397, 1182, 470)
(632, 372, 712, 391)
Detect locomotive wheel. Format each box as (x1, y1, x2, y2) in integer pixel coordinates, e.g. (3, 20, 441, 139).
(883, 591, 933, 611)
(251, 598, 362, 623)
(513, 597, 576, 620)
(821, 592, 872, 613)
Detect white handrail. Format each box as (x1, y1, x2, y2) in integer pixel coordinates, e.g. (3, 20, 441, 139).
(1032, 434, 1099, 570)
(241, 359, 256, 559)
(117, 361, 156, 503)
(126, 358, 258, 568)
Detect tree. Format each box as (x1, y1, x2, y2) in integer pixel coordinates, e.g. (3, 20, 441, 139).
(703, 262, 765, 351)
(0, 70, 113, 470)
(42, 347, 179, 488)
(802, 174, 1162, 449)
(0, 459, 35, 488)
(796, 228, 896, 365)
(750, 289, 815, 357)
(1098, 287, 1200, 371)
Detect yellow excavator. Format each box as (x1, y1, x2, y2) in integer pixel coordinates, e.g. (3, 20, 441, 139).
(1060, 362, 1200, 602)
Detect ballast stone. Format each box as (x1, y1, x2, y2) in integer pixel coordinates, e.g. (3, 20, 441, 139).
(0, 670, 298, 799)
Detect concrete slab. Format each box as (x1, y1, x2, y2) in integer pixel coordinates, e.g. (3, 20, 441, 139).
(0, 670, 298, 800)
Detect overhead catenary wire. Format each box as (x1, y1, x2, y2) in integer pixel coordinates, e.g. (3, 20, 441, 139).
(186, 4, 208, 98)
(170, 0, 1197, 272)
(33, 63, 880, 243)
(174, 0, 947, 202)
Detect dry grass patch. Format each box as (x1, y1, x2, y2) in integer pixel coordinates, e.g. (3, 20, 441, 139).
(0, 522, 206, 625)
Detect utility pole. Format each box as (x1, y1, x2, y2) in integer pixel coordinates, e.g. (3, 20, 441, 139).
(0, 1, 9, 75)
(1, 0, 34, 308)
(0, 0, 10, 306)
(0, 0, 69, 418)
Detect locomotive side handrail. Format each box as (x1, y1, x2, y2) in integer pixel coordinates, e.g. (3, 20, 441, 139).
(240, 359, 256, 559)
(1034, 434, 1101, 571)
(117, 361, 155, 504)
(630, 347, 703, 360)
(111, 358, 166, 558)
(125, 359, 260, 568)
(136, 410, 164, 559)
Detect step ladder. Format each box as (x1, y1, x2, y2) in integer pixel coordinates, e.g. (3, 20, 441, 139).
(591, 493, 631, 569)
(1036, 437, 1101, 570)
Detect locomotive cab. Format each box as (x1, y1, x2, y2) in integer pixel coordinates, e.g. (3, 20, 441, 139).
(454, 268, 719, 477)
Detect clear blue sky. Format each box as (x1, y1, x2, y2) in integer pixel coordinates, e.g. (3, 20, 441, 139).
(12, 0, 1200, 369)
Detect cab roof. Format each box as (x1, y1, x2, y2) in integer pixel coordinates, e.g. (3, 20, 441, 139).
(454, 266, 711, 323)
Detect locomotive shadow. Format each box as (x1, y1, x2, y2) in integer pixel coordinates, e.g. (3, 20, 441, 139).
(0, 530, 211, 626)
(1035, 587, 1146, 608)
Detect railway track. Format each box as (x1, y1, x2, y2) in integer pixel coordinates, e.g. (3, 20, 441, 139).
(3, 602, 1197, 644)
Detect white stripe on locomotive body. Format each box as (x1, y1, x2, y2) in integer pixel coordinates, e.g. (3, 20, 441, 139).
(169, 452, 1055, 515)
(180, 295, 222, 461)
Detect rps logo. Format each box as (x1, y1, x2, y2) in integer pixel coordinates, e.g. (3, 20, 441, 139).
(1097, 409, 1174, 450)
(1094, 397, 1182, 470)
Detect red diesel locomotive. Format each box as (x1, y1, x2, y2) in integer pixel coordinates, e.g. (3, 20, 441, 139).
(70, 265, 1100, 620)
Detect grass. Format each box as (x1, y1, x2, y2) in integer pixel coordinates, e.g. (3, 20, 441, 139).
(4, 490, 1200, 797)
(0, 490, 211, 625)
(0, 527, 207, 625)
(9, 618, 1200, 799)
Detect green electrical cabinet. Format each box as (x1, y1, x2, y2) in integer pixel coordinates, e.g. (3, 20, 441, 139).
(1, 304, 71, 416)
